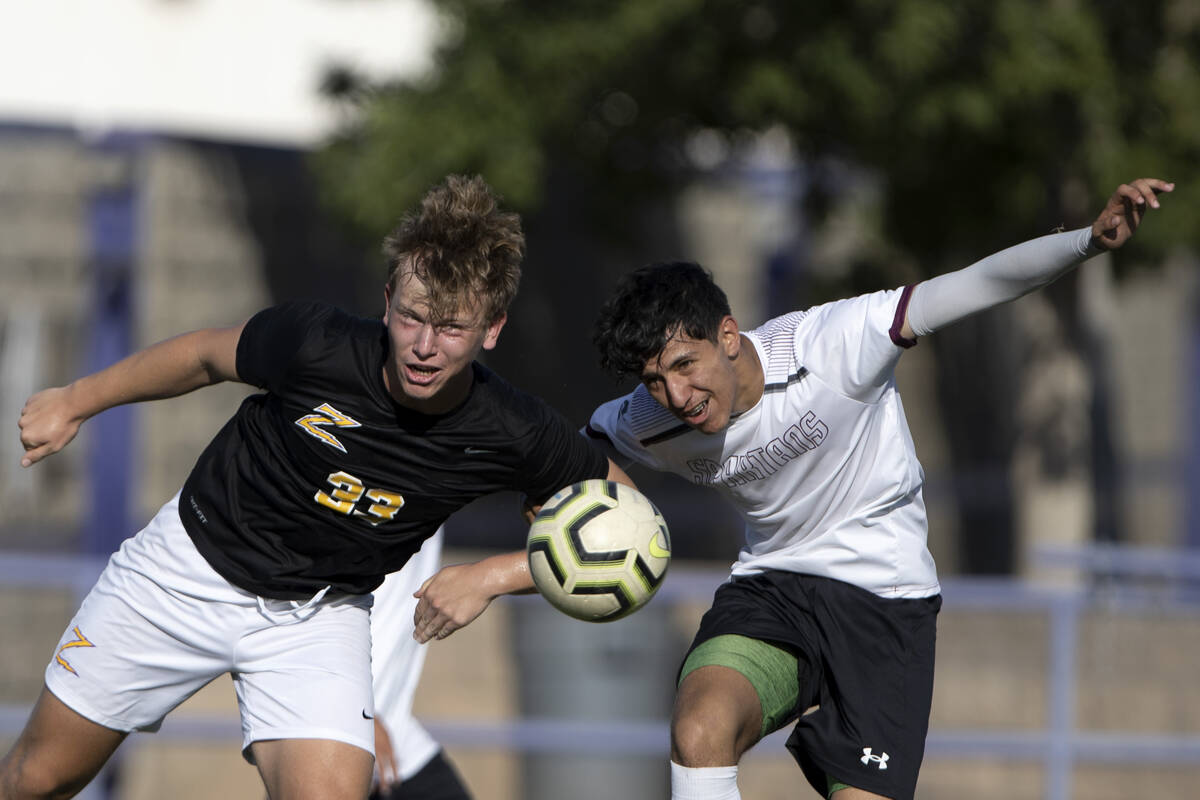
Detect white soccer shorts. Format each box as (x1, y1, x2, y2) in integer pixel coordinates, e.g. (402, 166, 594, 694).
(44, 493, 376, 761)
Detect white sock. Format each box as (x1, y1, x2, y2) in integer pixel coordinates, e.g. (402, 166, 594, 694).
(670, 762, 741, 800)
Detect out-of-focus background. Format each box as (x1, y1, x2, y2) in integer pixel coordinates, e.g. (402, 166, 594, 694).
(1, 1, 1198, 798)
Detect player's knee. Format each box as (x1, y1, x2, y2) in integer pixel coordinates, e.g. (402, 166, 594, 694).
(0, 751, 91, 800)
(670, 700, 743, 766)
(670, 710, 719, 766)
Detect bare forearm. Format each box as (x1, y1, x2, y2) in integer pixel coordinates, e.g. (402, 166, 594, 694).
(64, 327, 243, 419)
(412, 550, 536, 642)
(19, 323, 245, 467)
(475, 550, 536, 596)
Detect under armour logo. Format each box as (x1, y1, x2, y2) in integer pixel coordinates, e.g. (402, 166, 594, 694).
(861, 747, 889, 770)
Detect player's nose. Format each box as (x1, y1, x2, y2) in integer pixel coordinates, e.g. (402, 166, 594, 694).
(664, 377, 691, 410)
(413, 323, 438, 356)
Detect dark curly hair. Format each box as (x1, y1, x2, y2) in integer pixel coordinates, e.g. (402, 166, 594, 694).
(383, 174, 524, 325)
(593, 262, 732, 379)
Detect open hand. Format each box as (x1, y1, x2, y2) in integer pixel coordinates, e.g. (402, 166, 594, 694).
(411, 561, 495, 643)
(1091, 178, 1174, 250)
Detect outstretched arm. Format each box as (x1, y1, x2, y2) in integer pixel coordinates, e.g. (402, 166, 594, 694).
(411, 459, 635, 643)
(18, 322, 246, 467)
(901, 178, 1173, 340)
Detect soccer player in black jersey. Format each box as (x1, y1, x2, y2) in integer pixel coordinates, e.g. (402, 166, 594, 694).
(6, 174, 631, 800)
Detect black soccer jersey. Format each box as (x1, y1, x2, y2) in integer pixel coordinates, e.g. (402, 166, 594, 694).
(179, 301, 608, 600)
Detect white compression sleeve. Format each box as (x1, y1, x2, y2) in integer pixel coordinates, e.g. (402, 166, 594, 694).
(906, 227, 1099, 336)
(671, 763, 741, 800)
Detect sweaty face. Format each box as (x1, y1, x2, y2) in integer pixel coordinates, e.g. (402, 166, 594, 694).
(382, 271, 505, 414)
(639, 320, 748, 435)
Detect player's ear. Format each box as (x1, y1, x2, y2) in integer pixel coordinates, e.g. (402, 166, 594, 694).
(718, 315, 740, 357)
(382, 282, 393, 323)
(481, 312, 508, 351)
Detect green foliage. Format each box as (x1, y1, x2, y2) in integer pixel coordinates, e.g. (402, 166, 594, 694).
(315, 0, 1199, 273)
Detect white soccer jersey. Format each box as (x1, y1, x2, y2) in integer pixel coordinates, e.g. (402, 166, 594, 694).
(587, 288, 940, 598)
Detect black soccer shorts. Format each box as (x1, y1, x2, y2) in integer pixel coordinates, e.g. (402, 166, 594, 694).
(682, 571, 941, 800)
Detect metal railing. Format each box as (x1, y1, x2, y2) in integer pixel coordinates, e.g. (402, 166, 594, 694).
(2, 550, 1199, 799)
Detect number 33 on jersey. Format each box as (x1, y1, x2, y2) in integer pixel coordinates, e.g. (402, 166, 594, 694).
(296, 402, 406, 526)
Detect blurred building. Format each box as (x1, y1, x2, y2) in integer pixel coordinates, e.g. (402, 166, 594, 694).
(1, 3, 1197, 799)
(0, 0, 437, 544)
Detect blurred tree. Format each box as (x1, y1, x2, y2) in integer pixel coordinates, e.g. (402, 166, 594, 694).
(315, 0, 1200, 569)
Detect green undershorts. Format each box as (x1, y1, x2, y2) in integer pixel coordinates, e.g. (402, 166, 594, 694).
(678, 633, 800, 739)
(827, 778, 851, 797)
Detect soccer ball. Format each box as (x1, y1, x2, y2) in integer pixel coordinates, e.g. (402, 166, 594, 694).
(527, 480, 671, 622)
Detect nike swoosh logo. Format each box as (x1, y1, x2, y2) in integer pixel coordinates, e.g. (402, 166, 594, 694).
(464, 447, 497, 455)
(649, 532, 671, 559)
(362, 710, 374, 720)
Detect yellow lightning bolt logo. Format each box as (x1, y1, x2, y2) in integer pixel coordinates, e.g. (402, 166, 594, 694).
(55, 626, 95, 676)
(295, 403, 362, 453)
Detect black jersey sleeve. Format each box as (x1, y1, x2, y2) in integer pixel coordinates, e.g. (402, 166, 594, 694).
(236, 301, 338, 391)
(518, 399, 610, 506)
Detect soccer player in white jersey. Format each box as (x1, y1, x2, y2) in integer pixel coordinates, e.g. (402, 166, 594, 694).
(580, 179, 1172, 800)
(370, 529, 472, 800)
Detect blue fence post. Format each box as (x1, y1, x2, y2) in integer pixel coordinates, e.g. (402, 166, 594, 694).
(84, 132, 142, 558)
(1045, 591, 1079, 800)
(1188, 304, 1200, 553)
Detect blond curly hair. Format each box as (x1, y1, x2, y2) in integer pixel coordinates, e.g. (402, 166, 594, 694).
(383, 174, 524, 325)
